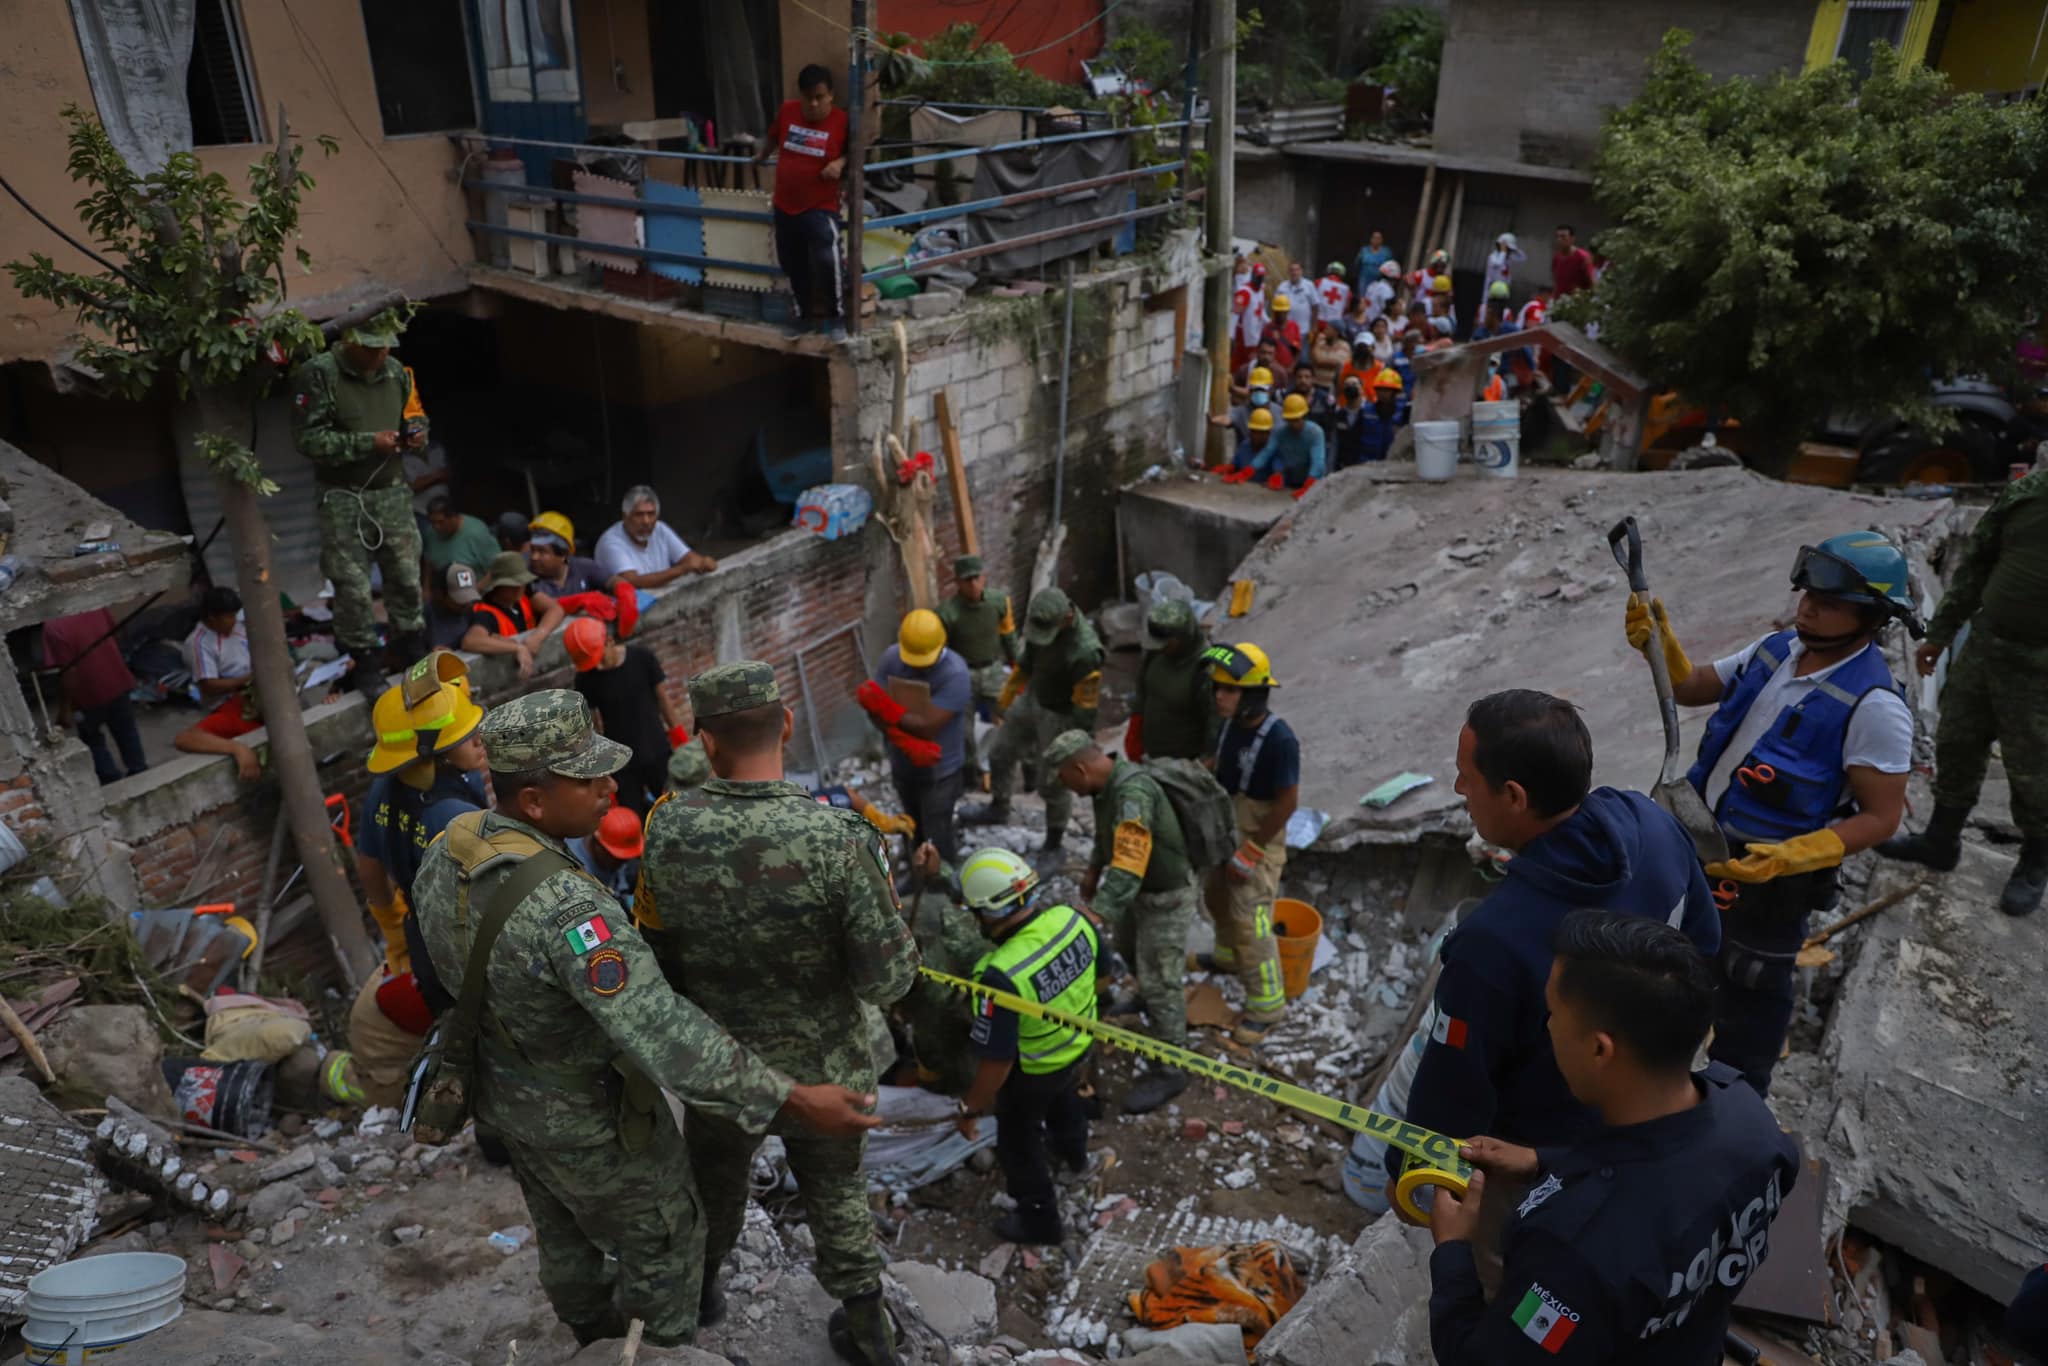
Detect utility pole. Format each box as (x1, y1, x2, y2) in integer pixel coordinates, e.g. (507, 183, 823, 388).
(1203, 0, 1238, 467)
(844, 0, 869, 334)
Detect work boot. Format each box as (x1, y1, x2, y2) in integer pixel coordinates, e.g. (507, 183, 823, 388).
(699, 1265, 728, 1329)
(387, 628, 429, 669)
(569, 1308, 629, 1346)
(1191, 951, 1234, 974)
(992, 1199, 1064, 1245)
(1040, 828, 1065, 855)
(2000, 843, 2048, 917)
(961, 800, 1012, 827)
(827, 1291, 900, 1366)
(1121, 1066, 1189, 1116)
(1232, 1012, 1284, 1046)
(1877, 804, 1968, 871)
(351, 655, 389, 699)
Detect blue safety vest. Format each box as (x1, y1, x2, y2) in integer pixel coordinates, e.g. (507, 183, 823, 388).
(1684, 630, 1901, 846)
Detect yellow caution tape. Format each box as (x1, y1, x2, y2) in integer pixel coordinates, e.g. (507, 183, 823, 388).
(918, 966, 1470, 1224)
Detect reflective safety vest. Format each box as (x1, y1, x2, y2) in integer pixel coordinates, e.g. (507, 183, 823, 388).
(973, 905, 1098, 1074)
(470, 596, 536, 637)
(1684, 630, 1901, 846)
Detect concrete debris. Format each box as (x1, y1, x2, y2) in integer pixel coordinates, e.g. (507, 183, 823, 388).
(255, 1145, 322, 1185)
(1123, 1321, 1248, 1363)
(887, 1259, 999, 1344)
(38, 1004, 177, 1121)
(93, 1115, 234, 1217)
(1254, 1215, 1435, 1366)
(0, 1076, 105, 1321)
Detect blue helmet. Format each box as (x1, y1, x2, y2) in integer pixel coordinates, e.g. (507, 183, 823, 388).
(1792, 532, 1922, 635)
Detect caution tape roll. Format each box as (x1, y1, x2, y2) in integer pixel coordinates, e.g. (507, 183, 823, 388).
(917, 966, 1470, 1224)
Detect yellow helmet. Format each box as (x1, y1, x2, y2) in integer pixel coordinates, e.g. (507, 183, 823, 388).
(1248, 366, 1275, 388)
(1205, 641, 1278, 688)
(1281, 393, 1310, 421)
(1373, 367, 1405, 392)
(368, 652, 485, 774)
(1431, 274, 1453, 294)
(1248, 407, 1274, 432)
(529, 510, 576, 553)
(898, 608, 946, 669)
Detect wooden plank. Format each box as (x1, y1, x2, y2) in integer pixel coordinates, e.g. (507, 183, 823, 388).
(934, 388, 979, 558)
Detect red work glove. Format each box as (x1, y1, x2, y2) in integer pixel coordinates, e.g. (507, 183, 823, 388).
(1222, 468, 1253, 484)
(886, 723, 941, 767)
(1293, 478, 1317, 501)
(1123, 713, 1145, 761)
(667, 725, 689, 748)
(374, 972, 434, 1036)
(1265, 472, 1286, 490)
(857, 680, 908, 725)
(614, 581, 641, 639)
(1226, 840, 1266, 883)
(1209, 464, 1235, 475)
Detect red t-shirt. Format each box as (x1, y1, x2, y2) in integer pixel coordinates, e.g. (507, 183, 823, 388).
(769, 99, 849, 216)
(41, 609, 135, 712)
(1552, 247, 1596, 297)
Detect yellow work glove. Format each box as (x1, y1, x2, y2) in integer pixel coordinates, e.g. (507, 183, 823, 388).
(1624, 592, 1693, 684)
(994, 668, 1027, 719)
(1704, 828, 1846, 884)
(864, 806, 918, 837)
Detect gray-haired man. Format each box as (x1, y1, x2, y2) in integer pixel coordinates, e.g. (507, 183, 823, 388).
(594, 485, 719, 591)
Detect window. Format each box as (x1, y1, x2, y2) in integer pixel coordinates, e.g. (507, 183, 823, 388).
(360, 0, 479, 136)
(186, 0, 262, 146)
(1836, 1, 1912, 81)
(476, 0, 581, 103)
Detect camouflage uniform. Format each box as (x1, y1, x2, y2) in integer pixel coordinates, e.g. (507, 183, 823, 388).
(899, 870, 990, 1092)
(1051, 732, 1195, 1051)
(667, 735, 711, 792)
(938, 555, 1020, 781)
(987, 589, 1103, 839)
(291, 347, 427, 655)
(634, 662, 919, 1304)
(409, 690, 790, 1346)
(1133, 600, 1218, 760)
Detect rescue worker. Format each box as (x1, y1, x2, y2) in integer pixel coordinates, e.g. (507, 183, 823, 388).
(936, 555, 1020, 788)
(527, 509, 639, 637)
(1626, 532, 1913, 1094)
(1201, 644, 1297, 1044)
(462, 551, 565, 678)
(1880, 467, 2048, 915)
(1234, 393, 1324, 496)
(1050, 730, 1196, 1115)
(861, 609, 972, 863)
(953, 845, 1101, 1244)
(1429, 911, 1799, 1365)
(569, 804, 643, 911)
(1124, 599, 1216, 762)
(634, 662, 919, 1366)
(970, 587, 1103, 859)
(408, 689, 879, 1348)
(896, 842, 989, 1093)
(290, 317, 429, 695)
(1234, 407, 1275, 472)
(325, 650, 485, 1108)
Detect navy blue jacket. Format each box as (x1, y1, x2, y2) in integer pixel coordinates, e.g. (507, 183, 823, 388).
(1394, 788, 1720, 1178)
(2008, 1264, 2048, 1358)
(1431, 1064, 1800, 1364)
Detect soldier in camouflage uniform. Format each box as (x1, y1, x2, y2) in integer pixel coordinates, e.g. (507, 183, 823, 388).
(408, 690, 878, 1348)
(937, 554, 1020, 786)
(1123, 599, 1217, 761)
(1048, 729, 1196, 1115)
(1882, 468, 2048, 915)
(971, 587, 1103, 856)
(895, 842, 993, 1092)
(634, 662, 920, 1366)
(291, 319, 430, 695)
(667, 734, 711, 792)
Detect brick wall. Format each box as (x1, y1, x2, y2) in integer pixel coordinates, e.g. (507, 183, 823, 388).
(0, 773, 51, 843)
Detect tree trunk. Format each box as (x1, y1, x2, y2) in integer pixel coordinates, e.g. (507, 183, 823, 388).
(197, 386, 373, 989)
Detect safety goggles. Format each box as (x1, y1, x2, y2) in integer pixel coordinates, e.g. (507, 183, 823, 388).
(1202, 645, 1258, 683)
(1790, 545, 1876, 602)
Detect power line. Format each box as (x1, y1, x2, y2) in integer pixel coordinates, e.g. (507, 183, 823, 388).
(791, 0, 1131, 65)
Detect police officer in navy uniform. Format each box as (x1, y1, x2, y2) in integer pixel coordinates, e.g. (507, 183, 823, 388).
(1430, 911, 1799, 1365)
(1624, 532, 1915, 1094)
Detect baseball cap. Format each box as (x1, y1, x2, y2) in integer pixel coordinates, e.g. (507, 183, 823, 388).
(445, 563, 481, 605)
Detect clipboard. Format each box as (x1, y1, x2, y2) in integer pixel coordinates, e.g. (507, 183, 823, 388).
(886, 675, 935, 721)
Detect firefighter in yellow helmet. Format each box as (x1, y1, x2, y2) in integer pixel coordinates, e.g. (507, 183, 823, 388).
(1199, 643, 1297, 1043)
(857, 609, 973, 862)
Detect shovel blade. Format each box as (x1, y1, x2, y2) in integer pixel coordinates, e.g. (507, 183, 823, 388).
(1653, 780, 1730, 865)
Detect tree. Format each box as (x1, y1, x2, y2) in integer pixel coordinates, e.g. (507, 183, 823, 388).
(1562, 33, 2048, 460)
(7, 107, 376, 984)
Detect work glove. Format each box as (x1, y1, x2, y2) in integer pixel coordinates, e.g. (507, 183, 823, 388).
(886, 723, 941, 768)
(1122, 713, 1145, 761)
(863, 806, 919, 837)
(614, 581, 641, 639)
(1265, 472, 1286, 490)
(1221, 468, 1254, 484)
(1623, 592, 1693, 683)
(857, 679, 908, 726)
(994, 668, 1027, 719)
(1226, 839, 1267, 883)
(667, 724, 689, 749)
(1705, 828, 1846, 884)
(1209, 464, 1235, 475)
(1292, 478, 1317, 501)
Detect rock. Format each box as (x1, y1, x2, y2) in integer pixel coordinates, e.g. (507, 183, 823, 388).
(1221, 1120, 1245, 1137)
(269, 1218, 297, 1245)
(1570, 451, 1603, 469)
(353, 1154, 396, 1182)
(1124, 1322, 1248, 1363)
(244, 1181, 305, 1228)
(1255, 1217, 1433, 1366)
(390, 1224, 425, 1244)
(1220, 1169, 1255, 1189)
(314, 1158, 344, 1187)
(40, 1006, 174, 1121)
(255, 1147, 320, 1185)
(888, 1261, 998, 1345)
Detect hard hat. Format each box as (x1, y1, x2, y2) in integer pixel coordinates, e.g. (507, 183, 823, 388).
(1205, 641, 1278, 688)
(960, 846, 1040, 919)
(1488, 280, 1511, 300)
(1325, 261, 1345, 276)
(1373, 367, 1404, 392)
(1248, 366, 1274, 387)
(1270, 292, 1291, 313)
(898, 608, 946, 668)
(529, 510, 576, 553)
(594, 804, 645, 861)
(1429, 248, 1449, 268)
(1379, 260, 1402, 279)
(1248, 408, 1274, 432)
(1281, 393, 1309, 421)
(1793, 533, 1920, 623)
(1498, 232, 1519, 252)
(564, 615, 607, 672)
(1431, 275, 1452, 294)
(367, 675, 486, 774)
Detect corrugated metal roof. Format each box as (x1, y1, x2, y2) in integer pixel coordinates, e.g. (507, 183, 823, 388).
(177, 392, 328, 604)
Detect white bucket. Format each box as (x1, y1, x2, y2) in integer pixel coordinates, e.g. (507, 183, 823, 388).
(1414, 420, 1461, 482)
(1472, 399, 1520, 478)
(21, 1252, 186, 1364)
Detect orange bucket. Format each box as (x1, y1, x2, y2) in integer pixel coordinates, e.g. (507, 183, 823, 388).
(1271, 898, 1323, 998)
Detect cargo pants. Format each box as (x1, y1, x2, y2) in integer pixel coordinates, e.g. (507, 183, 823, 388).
(963, 660, 1009, 783)
(1934, 625, 2048, 841)
(987, 695, 1083, 837)
(686, 1110, 881, 1302)
(315, 482, 424, 655)
(1203, 793, 1288, 1022)
(1106, 879, 1197, 1051)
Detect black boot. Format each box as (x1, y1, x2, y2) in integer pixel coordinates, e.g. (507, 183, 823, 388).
(827, 1291, 900, 1366)
(961, 800, 1012, 827)
(569, 1307, 628, 1346)
(1121, 1066, 1189, 1116)
(1040, 828, 1065, 854)
(1877, 804, 1968, 871)
(351, 654, 389, 698)
(699, 1265, 727, 1329)
(2000, 843, 2048, 917)
(993, 1199, 1063, 1245)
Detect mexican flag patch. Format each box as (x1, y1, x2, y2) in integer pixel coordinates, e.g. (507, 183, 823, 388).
(1510, 1284, 1578, 1353)
(1431, 1012, 1468, 1049)
(564, 915, 612, 955)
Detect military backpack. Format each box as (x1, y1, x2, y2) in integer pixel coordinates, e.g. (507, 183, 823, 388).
(1141, 757, 1238, 872)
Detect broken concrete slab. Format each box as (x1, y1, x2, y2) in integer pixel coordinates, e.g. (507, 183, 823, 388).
(1221, 465, 1951, 850)
(1816, 850, 2048, 1303)
(1254, 1214, 1435, 1366)
(1120, 474, 1294, 600)
(37, 1004, 176, 1121)
(887, 1259, 998, 1344)
(0, 1076, 104, 1321)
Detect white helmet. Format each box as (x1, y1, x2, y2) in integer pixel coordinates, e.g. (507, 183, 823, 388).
(960, 847, 1040, 919)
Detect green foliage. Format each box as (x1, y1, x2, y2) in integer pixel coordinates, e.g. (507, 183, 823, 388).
(899, 23, 1079, 110)
(1362, 6, 1445, 128)
(873, 31, 931, 93)
(1104, 23, 1184, 95)
(4, 106, 337, 489)
(1565, 34, 2048, 452)
(1240, 0, 1343, 107)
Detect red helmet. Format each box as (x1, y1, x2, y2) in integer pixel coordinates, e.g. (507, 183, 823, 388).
(564, 615, 607, 672)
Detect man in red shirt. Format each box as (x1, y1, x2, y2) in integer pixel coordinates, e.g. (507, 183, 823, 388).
(1551, 224, 1596, 297)
(757, 64, 849, 333)
(41, 608, 145, 783)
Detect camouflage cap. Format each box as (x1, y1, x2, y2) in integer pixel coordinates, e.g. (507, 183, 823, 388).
(343, 325, 400, 349)
(479, 689, 631, 778)
(1142, 598, 1196, 650)
(667, 735, 712, 791)
(954, 554, 985, 579)
(1023, 587, 1072, 646)
(689, 660, 782, 719)
(1042, 728, 1098, 771)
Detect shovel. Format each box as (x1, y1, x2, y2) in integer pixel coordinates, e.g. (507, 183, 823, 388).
(1607, 518, 1729, 864)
